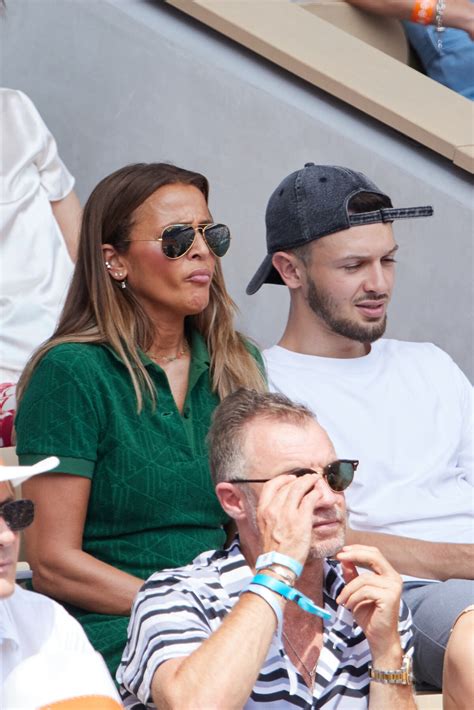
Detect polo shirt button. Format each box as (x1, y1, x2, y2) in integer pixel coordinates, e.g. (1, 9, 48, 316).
(161, 411, 173, 417)
(183, 408, 191, 419)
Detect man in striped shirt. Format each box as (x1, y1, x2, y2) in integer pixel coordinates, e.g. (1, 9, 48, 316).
(118, 390, 415, 709)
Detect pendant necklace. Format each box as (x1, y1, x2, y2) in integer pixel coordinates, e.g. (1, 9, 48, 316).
(283, 630, 318, 684)
(148, 342, 189, 364)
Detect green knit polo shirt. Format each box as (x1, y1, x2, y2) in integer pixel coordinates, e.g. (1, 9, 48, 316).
(15, 330, 264, 674)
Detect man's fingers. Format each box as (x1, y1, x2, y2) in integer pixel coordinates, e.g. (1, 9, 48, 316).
(340, 560, 358, 586)
(336, 544, 400, 578)
(286, 473, 322, 510)
(257, 475, 311, 538)
(337, 572, 400, 607)
(258, 472, 319, 518)
(338, 584, 398, 614)
(257, 474, 297, 510)
(257, 474, 322, 563)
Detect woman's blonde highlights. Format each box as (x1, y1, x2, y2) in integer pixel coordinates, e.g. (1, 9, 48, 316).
(18, 163, 265, 410)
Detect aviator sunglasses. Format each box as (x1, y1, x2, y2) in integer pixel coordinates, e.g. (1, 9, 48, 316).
(229, 460, 359, 492)
(125, 223, 231, 260)
(0, 498, 35, 532)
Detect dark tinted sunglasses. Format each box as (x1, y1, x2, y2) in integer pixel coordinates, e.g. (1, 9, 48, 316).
(0, 499, 35, 532)
(229, 459, 358, 492)
(127, 223, 231, 259)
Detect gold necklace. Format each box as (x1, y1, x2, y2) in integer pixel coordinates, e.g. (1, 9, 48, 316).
(148, 342, 189, 364)
(282, 630, 319, 684)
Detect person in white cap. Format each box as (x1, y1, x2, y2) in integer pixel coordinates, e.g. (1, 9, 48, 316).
(0, 457, 122, 709)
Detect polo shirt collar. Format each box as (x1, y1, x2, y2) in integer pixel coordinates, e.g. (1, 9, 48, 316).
(186, 330, 211, 390)
(188, 329, 210, 367)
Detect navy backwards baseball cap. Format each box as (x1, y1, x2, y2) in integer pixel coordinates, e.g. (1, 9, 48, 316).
(246, 163, 433, 295)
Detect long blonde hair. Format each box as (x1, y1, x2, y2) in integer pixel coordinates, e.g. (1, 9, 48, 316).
(18, 163, 265, 411)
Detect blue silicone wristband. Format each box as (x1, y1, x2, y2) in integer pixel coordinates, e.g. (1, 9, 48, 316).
(245, 584, 283, 640)
(252, 574, 331, 621)
(255, 552, 303, 578)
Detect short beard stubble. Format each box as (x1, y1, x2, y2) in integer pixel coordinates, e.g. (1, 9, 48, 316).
(307, 276, 387, 343)
(306, 525, 346, 561)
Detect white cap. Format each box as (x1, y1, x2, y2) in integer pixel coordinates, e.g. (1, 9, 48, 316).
(0, 457, 60, 486)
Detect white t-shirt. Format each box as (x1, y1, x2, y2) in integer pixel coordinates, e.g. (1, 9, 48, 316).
(264, 340, 473, 548)
(0, 88, 75, 380)
(0, 585, 120, 709)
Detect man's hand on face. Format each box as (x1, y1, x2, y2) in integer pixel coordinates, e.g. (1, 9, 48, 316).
(256, 473, 321, 567)
(335, 544, 404, 663)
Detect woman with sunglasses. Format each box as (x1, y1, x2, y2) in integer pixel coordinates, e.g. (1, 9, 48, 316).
(14, 162, 266, 676)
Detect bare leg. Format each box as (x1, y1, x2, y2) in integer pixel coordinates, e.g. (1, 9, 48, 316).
(443, 608, 474, 710)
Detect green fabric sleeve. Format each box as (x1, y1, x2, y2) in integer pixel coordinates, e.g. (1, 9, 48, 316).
(15, 345, 102, 473)
(17, 454, 95, 478)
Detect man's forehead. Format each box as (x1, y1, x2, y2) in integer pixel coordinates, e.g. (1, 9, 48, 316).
(311, 222, 396, 257)
(243, 416, 335, 464)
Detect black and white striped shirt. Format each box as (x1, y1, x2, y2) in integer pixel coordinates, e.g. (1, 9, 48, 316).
(118, 538, 413, 709)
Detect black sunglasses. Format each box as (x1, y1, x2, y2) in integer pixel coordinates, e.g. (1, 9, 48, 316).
(0, 499, 35, 532)
(229, 460, 359, 492)
(126, 223, 231, 260)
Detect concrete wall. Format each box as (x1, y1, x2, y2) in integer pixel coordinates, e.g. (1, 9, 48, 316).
(2, 0, 472, 379)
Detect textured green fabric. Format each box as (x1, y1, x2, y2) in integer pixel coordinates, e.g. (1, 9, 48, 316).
(16, 330, 264, 676)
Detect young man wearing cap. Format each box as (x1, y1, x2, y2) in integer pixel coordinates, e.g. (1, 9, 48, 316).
(0, 459, 121, 709)
(119, 389, 415, 709)
(247, 163, 473, 707)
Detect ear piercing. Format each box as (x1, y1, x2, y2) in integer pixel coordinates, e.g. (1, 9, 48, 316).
(105, 261, 123, 275)
(105, 261, 127, 288)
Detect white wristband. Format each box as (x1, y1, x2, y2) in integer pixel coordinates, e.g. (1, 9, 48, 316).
(256, 552, 303, 578)
(245, 583, 284, 641)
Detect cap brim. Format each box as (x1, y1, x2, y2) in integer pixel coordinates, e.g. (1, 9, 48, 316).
(0, 456, 60, 486)
(246, 254, 285, 295)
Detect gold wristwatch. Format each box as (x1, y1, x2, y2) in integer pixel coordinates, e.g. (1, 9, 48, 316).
(369, 653, 413, 685)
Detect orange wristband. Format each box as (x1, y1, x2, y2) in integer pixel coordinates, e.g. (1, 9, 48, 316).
(411, 0, 436, 24)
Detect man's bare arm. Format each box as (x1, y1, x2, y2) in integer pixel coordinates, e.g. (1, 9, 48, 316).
(346, 0, 474, 38)
(152, 593, 283, 710)
(346, 528, 474, 580)
(152, 473, 325, 709)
